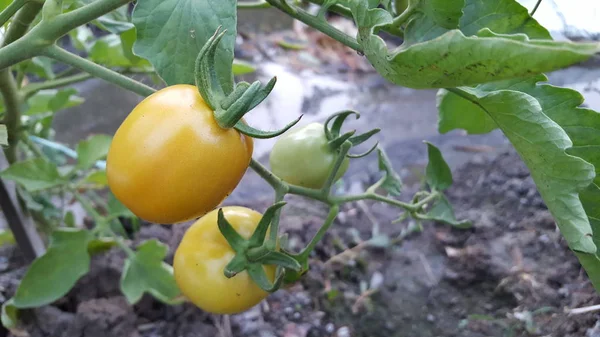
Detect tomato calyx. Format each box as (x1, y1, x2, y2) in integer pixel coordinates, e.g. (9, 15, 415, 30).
(323, 110, 381, 158)
(216, 202, 302, 292)
(195, 27, 302, 139)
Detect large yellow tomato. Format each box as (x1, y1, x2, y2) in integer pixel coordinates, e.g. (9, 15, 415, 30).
(174, 206, 275, 314)
(106, 85, 253, 224)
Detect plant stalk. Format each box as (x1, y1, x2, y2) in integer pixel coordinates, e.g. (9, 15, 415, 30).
(42, 45, 156, 97)
(265, 0, 363, 52)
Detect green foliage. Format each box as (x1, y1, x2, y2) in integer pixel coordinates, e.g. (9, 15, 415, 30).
(120, 240, 182, 304)
(76, 134, 112, 170)
(25, 89, 84, 115)
(0, 229, 15, 247)
(0, 158, 64, 191)
(132, 0, 237, 89)
(459, 0, 550, 38)
(425, 142, 452, 191)
(1, 299, 18, 329)
(13, 229, 93, 308)
(346, 0, 599, 89)
(422, 195, 472, 228)
(375, 146, 403, 195)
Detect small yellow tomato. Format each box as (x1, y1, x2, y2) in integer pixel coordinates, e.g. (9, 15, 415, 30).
(173, 206, 275, 314)
(106, 85, 253, 224)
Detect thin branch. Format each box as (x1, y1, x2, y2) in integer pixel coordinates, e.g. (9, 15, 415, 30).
(0, 0, 28, 28)
(0, 1, 43, 162)
(42, 45, 156, 97)
(265, 0, 363, 52)
(22, 72, 93, 97)
(0, 71, 23, 163)
(530, 0, 543, 16)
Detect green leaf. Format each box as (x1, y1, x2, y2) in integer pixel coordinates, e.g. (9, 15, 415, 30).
(460, 0, 551, 39)
(120, 27, 152, 68)
(422, 195, 471, 228)
(87, 238, 117, 255)
(347, 1, 599, 89)
(13, 229, 93, 308)
(376, 146, 402, 196)
(120, 239, 181, 304)
(440, 84, 599, 283)
(18, 57, 56, 80)
(25, 89, 84, 115)
(232, 59, 256, 76)
(132, 0, 237, 89)
(84, 170, 108, 187)
(1, 299, 18, 329)
(63, 211, 76, 227)
(0, 229, 15, 247)
(76, 135, 112, 170)
(425, 142, 452, 191)
(0, 158, 64, 191)
(0, 124, 7, 146)
(89, 34, 134, 68)
(69, 26, 95, 51)
(107, 192, 134, 218)
(403, 0, 464, 45)
(437, 88, 497, 134)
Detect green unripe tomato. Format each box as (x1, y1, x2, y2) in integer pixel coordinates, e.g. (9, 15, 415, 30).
(269, 123, 350, 189)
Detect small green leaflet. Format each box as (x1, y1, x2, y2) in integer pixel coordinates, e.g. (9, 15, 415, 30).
(132, 0, 237, 90)
(76, 135, 112, 170)
(13, 229, 93, 308)
(460, 0, 551, 39)
(120, 240, 182, 304)
(0, 158, 64, 191)
(422, 195, 471, 229)
(403, 0, 464, 45)
(0, 124, 7, 146)
(1, 299, 18, 329)
(232, 59, 256, 76)
(425, 142, 452, 191)
(346, 0, 599, 89)
(25, 88, 84, 115)
(376, 146, 402, 195)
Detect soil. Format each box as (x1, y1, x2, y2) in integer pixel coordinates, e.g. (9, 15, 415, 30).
(2, 149, 599, 337)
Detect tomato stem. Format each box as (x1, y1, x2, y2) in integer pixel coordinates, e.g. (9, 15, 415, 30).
(298, 205, 339, 260)
(322, 141, 352, 195)
(42, 45, 157, 97)
(264, 0, 363, 53)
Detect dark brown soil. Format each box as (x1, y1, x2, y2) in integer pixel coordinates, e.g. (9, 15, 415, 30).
(1, 150, 599, 337)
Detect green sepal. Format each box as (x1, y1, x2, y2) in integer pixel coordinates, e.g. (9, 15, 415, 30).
(247, 264, 285, 293)
(247, 76, 277, 111)
(348, 142, 379, 159)
(325, 110, 360, 140)
(349, 128, 381, 146)
(283, 256, 309, 284)
(224, 254, 248, 278)
(220, 82, 251, 110)
(328, 131, 356, 150)
(233, 115, 303, 139)
(249, 201, 287, 246)
(217, 208, 247, 253)
(194, 27, 228, 110)
(258, 251, 302, 271)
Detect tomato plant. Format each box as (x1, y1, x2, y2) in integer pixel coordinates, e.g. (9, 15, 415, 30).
(174, 206, 276, 314)
(0, 0, 597, 330)
(106, 84, 254, 224)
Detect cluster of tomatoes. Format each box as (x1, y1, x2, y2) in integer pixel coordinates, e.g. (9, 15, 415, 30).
(105, 84, 346, 314)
